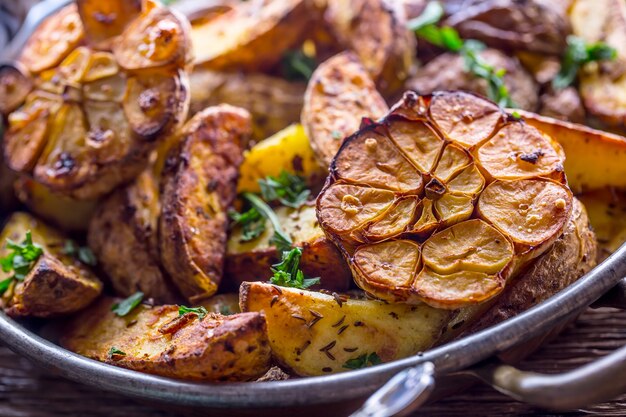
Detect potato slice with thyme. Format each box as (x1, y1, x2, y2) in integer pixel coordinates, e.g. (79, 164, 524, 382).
(240, 281, 452, 376)
(160, 105, 251, 302)
(316, 91, 573, 309)
(0, 212, 102, 318)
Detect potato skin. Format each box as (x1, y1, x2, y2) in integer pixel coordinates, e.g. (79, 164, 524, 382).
(240, 281, 452, 376)
(160, 105, 251, 302)
(0, 212, 102, 318)
(302, 51, 389, 167)
(61, 297, 271, 381)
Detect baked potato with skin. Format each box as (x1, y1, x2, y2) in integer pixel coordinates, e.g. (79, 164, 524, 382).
(88, 168, 180, 304)
(189, 69, 306, 142)
(61, 297, 271, 381)
(160, 105, 251, 302)
(1, 1, 192, 199)
(407, 49, 539, 111)
(225, 204, 352, 292)
(0, 212, 102, 318)
(240, 281, 452, 376)
(302, 51, 389, 167)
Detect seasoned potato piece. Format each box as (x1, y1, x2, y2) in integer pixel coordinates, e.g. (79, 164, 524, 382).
(407, 50, 539, 111)
(0, 212, 102, 317)
(189, 69, 306, 141)
(160, 106, 251, 302)
(88, 169, 179, 304)
(324, 0, 416, 95)
(191, 0, 312, 71)
(197, 293, 241, 315)
(237, 124, 326, 194)
(225, 204, 351, 292)
(2, 1, 191, 199)
(240, 282, 452, 376)
(302, 52, 389, 167)
(316, 91, 572, 309)
(61, 297, 271, 381)
(578, 189, 626, 262)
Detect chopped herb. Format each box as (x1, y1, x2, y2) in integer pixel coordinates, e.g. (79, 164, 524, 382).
(281, 49, 316, 81)
(111, 292, 144, 317)
(553, 35, 617, 89)
(108, 347, 126, 358)
(62, 240, 97, 266)
(219, 305, 233, 316)
(511, 110, 521, 119)
(242, 192, 293, 252)
(178, 305, 208, 320)
(270, 247, 320, 289)
(0, 231, 43, 293)
(259, 170, 310, 208)
(229, 207, 266, 242)
(343, 352, 382, 369)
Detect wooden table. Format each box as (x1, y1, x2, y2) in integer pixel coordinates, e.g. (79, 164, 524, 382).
(0, 308, 624, 417)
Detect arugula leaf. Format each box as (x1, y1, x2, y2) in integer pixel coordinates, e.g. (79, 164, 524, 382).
(270, 247, 320, 289)
(242, 192, 293, 252)
(343, 352, 382, 369)
(553, 35, 617, 89)
(178, 305, 208, 320)
(229, 207, 266, 242)
(62, 240, 97, 266)
(111, 292, 144, 317)
(108, 347, 126, 358)
(281, 49, 316, 81)
(0, 231, 43, 288)
(259, 170, 310, 208)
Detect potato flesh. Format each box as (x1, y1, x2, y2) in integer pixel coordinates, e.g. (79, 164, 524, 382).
(317, 91, 572, 308)
(0, 64, 32, 115)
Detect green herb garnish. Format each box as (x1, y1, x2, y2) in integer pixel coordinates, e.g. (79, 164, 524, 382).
(111, 292, 144, 317)
(242, 192, 293, 252)
(281, 49, 316, 81)
(178, 305, 208, 320)
(259, 170, 310, 209)
(270, 247, 320, 289)
(229, 207, 266, 242)
(62, 240, 97, 266)
(553, 35, 617, 90)
(108, 347, 126, 358)
(219, 305, 233, 316)
(0, 231, 43, 293)
(343, 352, 382, 369)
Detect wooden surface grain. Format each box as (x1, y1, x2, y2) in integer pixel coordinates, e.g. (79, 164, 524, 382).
(0, 308, 624, 416)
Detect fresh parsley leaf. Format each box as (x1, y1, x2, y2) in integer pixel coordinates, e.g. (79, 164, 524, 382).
(62, 240, 97, 266)
(553, 35, 617, 89)
(511, 110, 522, 119)
(270, 247, 320, 289)
(281, 49, 316, 81)
(343, 352, 382, 369)
(229, 207, 266, 242)
(0, 231, 43, 287)
(258, 171, 310, 208)
(111, 292, 144, 317)
(108, 347, 126, 358)
(178, 305, 208, 320)
(242, 192, 293, 252)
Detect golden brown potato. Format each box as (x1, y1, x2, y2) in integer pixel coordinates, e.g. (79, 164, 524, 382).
(569, 0, 626, 128)
(578, 189, 626, 262)
(0, 63, 32, 115)
(324, 0, 416, 95)
(76, 0, 141, 48)
(189, 69, 306, 141)
(191, 0, 313, 71)
(316, 91, 572, 309)
(1, 1, 191, 199)
(225, 204, 352, 292)
(0, 212, 102, 318)
(240, 281, 452, 376)
(61, 297, 271, 381)
(302, 51, 389, 167)
(407, 49, 539, 111)
(160, 105, 252, 302)
(88, 169, 180, 304)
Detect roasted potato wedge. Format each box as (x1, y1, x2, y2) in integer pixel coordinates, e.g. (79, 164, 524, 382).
(569, 0, 626, 128)
(61, 297, 271, 381)
(0, 212, 102, 317)
(240, 281, 452, 376)
(515, 110, 626, 193)
(407, 49, 539, 111)
(88, 168, 179, 304)
(302, 51, 389, 167)
(324, 0, 416, 95)
(191, 0, 312, 71)
(1, 1, 191, 199)
(579, 189, 626, 262)
(189, 69, 306, 141)
(225, 204, 352, 292)
(160, 105, 251, 302)
(237, 124, 326, 194)
(317, 91, 571, 309)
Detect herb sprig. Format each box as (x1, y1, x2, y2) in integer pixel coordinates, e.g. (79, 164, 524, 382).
(108, 346, 126, 358)
(62, 240, 97, 266)
(229, 207, 266, 241)
(0, 231, 43, 295)
(178, 305, 208, 320)
(111, 292, 144, 317)
(553, 35, 617, 89)
(270, 247, 320, 289)
(259, 171, 310, 209)
(241, 192, 293, 252)
(343, 352, 382, 369)
(281, 49, 316, 81)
